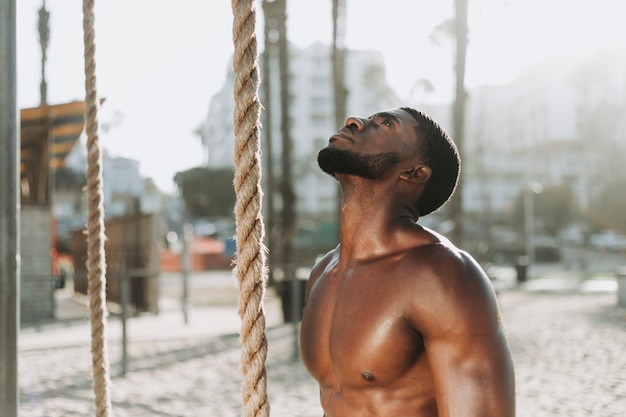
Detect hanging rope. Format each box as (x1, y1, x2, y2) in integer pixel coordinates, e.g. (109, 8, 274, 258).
(82, 1, 113, 416)
(232, 1, 270, 417)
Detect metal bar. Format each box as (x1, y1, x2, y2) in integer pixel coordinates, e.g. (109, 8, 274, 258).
(181, 223, 193, 324)
(290, 269, 300, 361)
(0, 0, 20, 415)
(120, 273, 129, 377)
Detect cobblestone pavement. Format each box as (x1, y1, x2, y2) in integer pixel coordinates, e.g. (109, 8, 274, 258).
(18, 286, 626, 416)
(503, 291, 626, 417)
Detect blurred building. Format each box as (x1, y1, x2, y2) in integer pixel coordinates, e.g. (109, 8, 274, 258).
(19, 101, 87, 323)
(423, 44, 626, 217)
(197, 40, 626, 265)
(196, 42, 402, 230)
(54, 144, 164, 250)
(53, 145, 167, 314)
(17, 101, 162, 323)
(102, 156, 161, 218)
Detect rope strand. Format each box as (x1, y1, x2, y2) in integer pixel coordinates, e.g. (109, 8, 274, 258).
(232, 1, 270, 416)
(82, 1, 112, 416)
(78, 2, 269, 416)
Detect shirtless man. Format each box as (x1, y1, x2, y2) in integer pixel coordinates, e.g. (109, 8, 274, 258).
(299, 107, 515, 417)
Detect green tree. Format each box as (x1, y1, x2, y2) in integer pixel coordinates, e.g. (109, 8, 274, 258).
(173, 167, 236, 219)
(586, 180, 626, 232)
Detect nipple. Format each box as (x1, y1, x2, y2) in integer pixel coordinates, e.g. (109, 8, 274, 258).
(361, 372, 375, 382)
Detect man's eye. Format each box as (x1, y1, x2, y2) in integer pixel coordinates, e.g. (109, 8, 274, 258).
(381, 119, 392, 127)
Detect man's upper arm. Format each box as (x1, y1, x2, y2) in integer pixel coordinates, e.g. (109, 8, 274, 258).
(426, 327, 515, 417)
(413, 253, 515, 417)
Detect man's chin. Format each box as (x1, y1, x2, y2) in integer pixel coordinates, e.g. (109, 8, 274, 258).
(317, 147, 399, 180)
(317, 147, 345, 177)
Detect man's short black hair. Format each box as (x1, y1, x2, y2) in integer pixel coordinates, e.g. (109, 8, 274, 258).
(401, 107, 460, 216)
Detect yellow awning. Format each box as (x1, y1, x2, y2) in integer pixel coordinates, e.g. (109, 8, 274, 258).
(20, 101, 86, 174)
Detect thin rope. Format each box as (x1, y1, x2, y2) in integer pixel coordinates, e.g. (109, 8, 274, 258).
(232, 1, 270, 417)
(82, 1, 113, 416)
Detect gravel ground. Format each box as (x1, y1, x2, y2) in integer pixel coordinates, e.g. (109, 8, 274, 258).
(18, 284, 626, 416)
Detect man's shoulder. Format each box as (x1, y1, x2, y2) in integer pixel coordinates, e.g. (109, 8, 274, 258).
(401, 226, 467, 271)
(308, 245, 340, 281)
(399, 229, 500, 333)
(399, 229, 493, 299)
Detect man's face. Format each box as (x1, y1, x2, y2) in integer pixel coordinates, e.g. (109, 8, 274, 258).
(317, 108, 419, 179)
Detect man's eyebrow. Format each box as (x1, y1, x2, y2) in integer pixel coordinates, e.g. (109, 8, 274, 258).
(368, 111, 400, 125)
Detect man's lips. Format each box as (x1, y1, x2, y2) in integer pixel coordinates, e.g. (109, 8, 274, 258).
(329, 132, 353, 143)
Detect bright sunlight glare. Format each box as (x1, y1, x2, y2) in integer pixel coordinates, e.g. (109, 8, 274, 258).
(16, 0, 626, 192)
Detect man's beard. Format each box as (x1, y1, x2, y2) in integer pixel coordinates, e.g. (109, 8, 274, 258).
(317, 147, 401, 179)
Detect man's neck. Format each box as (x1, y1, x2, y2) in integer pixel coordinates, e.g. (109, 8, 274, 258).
(337, 180, 417, 262)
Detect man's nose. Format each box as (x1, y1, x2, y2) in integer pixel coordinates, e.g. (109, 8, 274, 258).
(344, 116, 365, 131)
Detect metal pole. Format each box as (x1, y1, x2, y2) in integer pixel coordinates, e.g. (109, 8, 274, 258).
(0, 0, 20, 415)
(617, 266, 626, 308)
(181, 223, 193, 324)
(523, 182, 535, 268)
(289, 269, 300, 361)
(120, 273, 129, 377)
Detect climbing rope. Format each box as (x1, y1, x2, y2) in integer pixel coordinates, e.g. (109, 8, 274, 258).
(78, 1, 269, 416)
(82, 1, 113, 416)
(231, 1, 270, 416)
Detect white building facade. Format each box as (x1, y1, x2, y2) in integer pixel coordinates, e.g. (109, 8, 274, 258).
(198, 40, 626, 246)
(424, 44, 626, 217)
(197, 42, 402, 229)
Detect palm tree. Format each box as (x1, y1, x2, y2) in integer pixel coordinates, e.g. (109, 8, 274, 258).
(275, 0, 296, 273)
(332, 0, 346, 236)
(450, 0, 468, 246)
(262, 0, 277, 284)
(261, 0, 295, 277)
(38, 0, 50, 105)
(332, 0, 347, 127)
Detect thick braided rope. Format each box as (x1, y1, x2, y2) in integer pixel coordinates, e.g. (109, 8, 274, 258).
(82, 1, 113, 416)
(231, 1, 270, 416)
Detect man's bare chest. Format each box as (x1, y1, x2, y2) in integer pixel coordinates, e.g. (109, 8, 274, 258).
(301, 268, 428, 386)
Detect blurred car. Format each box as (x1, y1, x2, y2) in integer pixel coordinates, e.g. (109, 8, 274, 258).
(558, 223, 587, 245)
(589, 230, 626, 252)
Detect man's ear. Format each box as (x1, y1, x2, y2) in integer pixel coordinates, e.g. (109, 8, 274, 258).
(399, 165, 431, 184)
